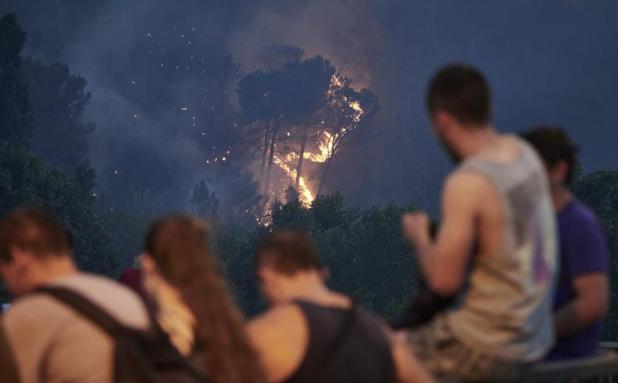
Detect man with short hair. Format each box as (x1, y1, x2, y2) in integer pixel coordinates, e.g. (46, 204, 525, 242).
(0, 207, 150, 383)
(400, 64, 558, 381)
(247, 230, 434, 383)
(522, 126, 609, 360)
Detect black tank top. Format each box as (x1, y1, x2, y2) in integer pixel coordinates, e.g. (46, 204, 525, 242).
(284, 300, 394, 383)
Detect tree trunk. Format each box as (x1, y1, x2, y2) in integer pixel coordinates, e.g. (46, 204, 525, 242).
(317, 156, 334, 197)
(295, 126, 310, 191)
(259, 122, 271, 184)
(263, 120, 279, 196)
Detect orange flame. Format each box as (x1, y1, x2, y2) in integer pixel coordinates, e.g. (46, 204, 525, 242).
(266, 74, 365, 206)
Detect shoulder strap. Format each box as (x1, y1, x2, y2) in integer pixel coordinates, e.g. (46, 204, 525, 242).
(303, 301, 357, 382)
(36, 286, 125, 336)
(36, 287, 210, 383)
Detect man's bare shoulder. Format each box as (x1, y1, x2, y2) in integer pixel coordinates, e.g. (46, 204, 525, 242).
(3, 294, 68, 330)
(248, 303, 306, 337)
(446, 169, 492, 195)
(247, 304, 308, 382)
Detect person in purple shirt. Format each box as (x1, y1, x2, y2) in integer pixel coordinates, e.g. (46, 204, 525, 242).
(522, 126, 610, 360)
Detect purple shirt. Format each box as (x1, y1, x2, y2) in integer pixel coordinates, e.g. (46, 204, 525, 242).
(547, 199, 609, 361)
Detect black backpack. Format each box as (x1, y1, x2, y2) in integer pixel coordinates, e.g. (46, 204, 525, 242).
(38, 286, 209, 383)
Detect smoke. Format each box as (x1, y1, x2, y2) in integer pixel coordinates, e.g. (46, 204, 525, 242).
(35, 0, 247, 211)
(228, 0, 385, 90)
(3, 0, 618, 215)
(2, 0, 391, 212)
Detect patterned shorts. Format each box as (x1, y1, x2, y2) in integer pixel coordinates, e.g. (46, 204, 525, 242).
(405, 316, 529, 382)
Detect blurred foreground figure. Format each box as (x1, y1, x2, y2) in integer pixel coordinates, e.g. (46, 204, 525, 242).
(247, 230, 434, 383)
(142, 214, 268, 383)
(118, 257, 145, 299)
(0, 208, 150, 383)
(401, 64, 557, 381)
(0, 315, 19, 383)
(523, 127, 609, 361)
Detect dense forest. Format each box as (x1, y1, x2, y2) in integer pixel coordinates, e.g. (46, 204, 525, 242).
(1, 12, 617, 340)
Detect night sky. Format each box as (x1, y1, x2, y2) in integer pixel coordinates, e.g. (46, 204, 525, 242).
(2, 0, 617, 213)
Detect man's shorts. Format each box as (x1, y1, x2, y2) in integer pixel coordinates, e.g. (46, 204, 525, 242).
(405, 316, 529, 382)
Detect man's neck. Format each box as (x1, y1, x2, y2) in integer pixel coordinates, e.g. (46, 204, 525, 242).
(31, 257, 78, 289)
(277, 273, 347, 307)
(552, 186, 573, 212)
(458, 125, 496, 159)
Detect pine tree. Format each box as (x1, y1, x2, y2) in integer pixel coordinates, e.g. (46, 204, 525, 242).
(0, 13, 120, 275)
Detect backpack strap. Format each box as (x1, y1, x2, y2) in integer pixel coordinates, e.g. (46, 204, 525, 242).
(36, 286, 127, 336)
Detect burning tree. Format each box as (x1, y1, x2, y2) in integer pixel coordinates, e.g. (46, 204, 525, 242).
(315, 76, 380, 196)
(238, 54, 380, 206)
(238, 56, 334, 198)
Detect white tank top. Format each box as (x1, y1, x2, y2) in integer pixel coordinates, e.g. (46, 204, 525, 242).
(447, 138, 558, 361)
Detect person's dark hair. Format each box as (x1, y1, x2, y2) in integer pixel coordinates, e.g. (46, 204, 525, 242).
(256, 230, 321, 275)
(0, 207, 72, 263)
(427, 63, 492, 126)
(144, 215, 267, 383)
(521, 126, 580, 186)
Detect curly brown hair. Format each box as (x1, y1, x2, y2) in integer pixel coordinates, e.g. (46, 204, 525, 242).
(144, 215, 267, 383)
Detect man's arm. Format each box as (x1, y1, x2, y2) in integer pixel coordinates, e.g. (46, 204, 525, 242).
(554, 273, 609, 337)
(391, 333, 436, 383)
(402, 172, 483, 296)
(555, 212, 609, 338)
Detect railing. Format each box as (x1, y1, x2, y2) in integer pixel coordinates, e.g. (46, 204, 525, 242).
(522, 343, 618, 383)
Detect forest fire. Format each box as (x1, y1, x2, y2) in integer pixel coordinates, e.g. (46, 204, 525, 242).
(238, 57, 380, 211)
(273, 154, 315, 204)
(270, 74, 370, 206)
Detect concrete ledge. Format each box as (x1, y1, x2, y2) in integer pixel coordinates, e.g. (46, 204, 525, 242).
(522, 354, 618, 382)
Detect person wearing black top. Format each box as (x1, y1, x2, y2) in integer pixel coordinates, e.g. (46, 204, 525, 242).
(247, 230, 434, 383)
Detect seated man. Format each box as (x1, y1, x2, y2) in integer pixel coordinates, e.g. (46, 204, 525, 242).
(0, 207, 150, 383)
(400, 64, 558, 381)
(247, 230, 434, 383)
(522, 126, 609, 360)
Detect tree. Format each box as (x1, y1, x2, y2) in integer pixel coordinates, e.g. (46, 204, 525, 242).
(23, 58, 94, 170)
(0, 13, 120, 276)
(190, 180, 220, 220)
(573, 170, 618, 339)
(0, 13, 30, 145)
(203, 162, 266, 227)
(0, 143, 119, 274)
(238, 55, 335, 196)
(316, 79, 381, 196)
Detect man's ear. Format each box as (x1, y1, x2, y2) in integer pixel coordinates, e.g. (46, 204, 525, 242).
(555, 160, 570, 185)
(7, 246, 32, 275)
(549, 161, 569, 186)
(434, 111, 457, 133)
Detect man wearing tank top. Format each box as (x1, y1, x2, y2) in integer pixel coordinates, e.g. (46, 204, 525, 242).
(400, 64, 558, 381)
(247, 230, 435, 383)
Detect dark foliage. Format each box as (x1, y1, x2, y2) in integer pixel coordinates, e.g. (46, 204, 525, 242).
(573, 170, 618, 339)
(23, 58, 94, 171)
(217, 193, 417, 320)
(0, 14, 119, 292)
